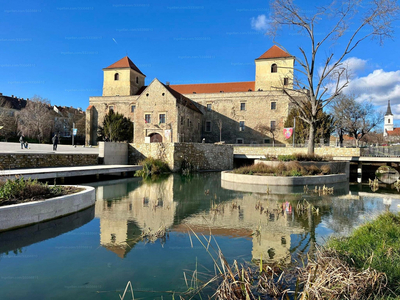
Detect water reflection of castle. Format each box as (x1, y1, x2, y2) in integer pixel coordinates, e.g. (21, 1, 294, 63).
(95, 176, 177, 258)
(94, 175, 305, 263)
(177, 194, 304, 264)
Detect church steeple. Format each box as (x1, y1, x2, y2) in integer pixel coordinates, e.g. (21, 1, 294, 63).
(386, 100, 393, 116)
(384, 100, 394, 137)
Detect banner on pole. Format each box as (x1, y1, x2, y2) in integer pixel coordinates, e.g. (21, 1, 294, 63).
(73, 128, 77, 136)
(283, 128, 293, 139)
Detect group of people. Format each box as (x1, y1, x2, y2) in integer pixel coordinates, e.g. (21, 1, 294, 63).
(19, 134, 59, 150)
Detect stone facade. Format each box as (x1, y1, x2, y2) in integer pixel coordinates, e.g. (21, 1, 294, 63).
(0, 153, 98, 170)
(86, 45, 299, 146)
(129, 142, 233, 172)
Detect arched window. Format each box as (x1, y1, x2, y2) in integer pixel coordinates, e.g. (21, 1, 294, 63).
(271, 64, 277, 73)
(114, 73, 119, 81)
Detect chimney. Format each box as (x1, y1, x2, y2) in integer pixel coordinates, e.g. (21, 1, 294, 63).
(166, 81, 170, 86)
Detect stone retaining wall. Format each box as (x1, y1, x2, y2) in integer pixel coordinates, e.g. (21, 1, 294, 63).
(0, 154, 98, 170)
(98, 141, 128, 165)
(129, 142, 233, 172)
(234, 146, 361, 157)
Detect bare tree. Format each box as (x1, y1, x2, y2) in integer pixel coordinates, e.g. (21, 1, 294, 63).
(17, 96, 54, 143)
(332, 94, 383, 147)
(267, 0, 399, 154)
(256, 123, 278, 146)
(0, 99, 18, 141)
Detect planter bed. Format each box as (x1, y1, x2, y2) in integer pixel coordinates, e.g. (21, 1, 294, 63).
(0, 185, 95, 232)
(221, 171, 348, 186)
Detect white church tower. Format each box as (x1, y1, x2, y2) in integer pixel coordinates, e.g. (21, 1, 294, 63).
(384, 100, 394, 137)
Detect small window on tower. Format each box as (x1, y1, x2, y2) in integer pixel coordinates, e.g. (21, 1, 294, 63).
(114, 73, 119, 81)
(284, 77, 289, 85)
(207, 104, 212, 111)
(271, 102, 276, 110)
(131, 105, 136, 113)
(240, 103, 246, 111)
(136, 77, 139, 84)
(271, 64, 277, 73)
(389, 119, 391, 123)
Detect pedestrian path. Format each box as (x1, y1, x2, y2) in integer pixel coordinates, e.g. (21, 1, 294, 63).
(0, 165, 141, 180)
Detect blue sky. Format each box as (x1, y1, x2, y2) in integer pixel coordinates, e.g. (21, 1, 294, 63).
(1, 0, 400, 128)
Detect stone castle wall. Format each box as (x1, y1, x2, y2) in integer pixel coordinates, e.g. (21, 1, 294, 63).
(0, 154, 98, 170)
(233, 146, 362, 157)
(129, 142, 233, 172)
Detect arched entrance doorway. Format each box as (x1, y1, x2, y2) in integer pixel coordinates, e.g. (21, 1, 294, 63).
(149, 133, 162, 143)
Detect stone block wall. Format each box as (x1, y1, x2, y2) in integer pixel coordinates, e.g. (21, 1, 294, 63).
(99, 141, 128, 165)
(234, 146, 361, 157)
(129, 142, 233, 172)
(0, 154, 98, 170)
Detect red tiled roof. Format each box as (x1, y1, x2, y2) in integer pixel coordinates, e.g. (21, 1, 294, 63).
(170, 81, 255, 94)
(104, 56, 145, 76)
(163, 84, 202, 114)
(257, 45, 292, 60)
(86, 105, 93, 110)
(387, 128, 400, 136)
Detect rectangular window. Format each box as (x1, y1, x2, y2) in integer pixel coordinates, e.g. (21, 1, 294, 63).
(270, 121, 276, 130)
(271, 102, 276, 110)
(284, 77, 289, 85)
(205, 121, 211, 132)
(239, 121, 245, 131)
(180, 116, 184, 126)
(159, 114, 166, 124)
(109, 106, 114, 111)
(240, 103, 246, 111)
(264, 138, 271, 144)
(145, 114, 151, 124)
(207, 104, 212, 111)
(198, 122, 200, 130)
(236, 138, 244, 144)
(187, 118, 190, 127)
(131, 105, 136, 113)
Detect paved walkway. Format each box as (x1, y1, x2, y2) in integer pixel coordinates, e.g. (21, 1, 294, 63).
(0, 142, 98, 154)
(0, 165, 141, 180)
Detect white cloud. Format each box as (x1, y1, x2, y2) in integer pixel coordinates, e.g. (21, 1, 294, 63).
(251, 15, 269, 31)
(343, 69, 400, 121)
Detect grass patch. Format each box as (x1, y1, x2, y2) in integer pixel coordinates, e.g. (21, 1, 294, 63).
(0, 177, 82, 207)
(134, 157, 171, 179)
(326, 212, 400, 294)
(232, 162, 333, 176)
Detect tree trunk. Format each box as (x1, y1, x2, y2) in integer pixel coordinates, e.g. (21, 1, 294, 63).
(307, 122, 315, 155)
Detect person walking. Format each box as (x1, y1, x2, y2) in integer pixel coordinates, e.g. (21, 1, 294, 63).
(19, 135, 24, 149)
(52, 134, 59, 151)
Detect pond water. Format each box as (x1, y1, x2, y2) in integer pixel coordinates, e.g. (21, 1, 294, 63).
(0, 172, 399, 299)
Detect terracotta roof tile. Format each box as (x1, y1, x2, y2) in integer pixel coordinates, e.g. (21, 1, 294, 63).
(86, 105, 93, 110)
(387, 128, 400, 136)
(170, 81, 255, 94)
(163, 84, 202, 114)
(257, 45, 292, 60)
(104, 56, 145, 76)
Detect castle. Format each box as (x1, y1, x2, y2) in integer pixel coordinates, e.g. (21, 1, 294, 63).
(85, 45, 295, 145)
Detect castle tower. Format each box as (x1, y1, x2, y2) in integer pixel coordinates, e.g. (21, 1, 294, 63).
(255, 45, 294, 91)
(384, 100, 394, 137)
(102, 56, 146, 96)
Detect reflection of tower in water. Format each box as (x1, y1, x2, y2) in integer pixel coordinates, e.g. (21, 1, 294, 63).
(180, 194, 305, 264)
(94, 176, 176, 258)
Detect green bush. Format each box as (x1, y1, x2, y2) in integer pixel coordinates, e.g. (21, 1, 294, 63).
(326, 212, 400, 293)
(135, 157, 171, 178)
